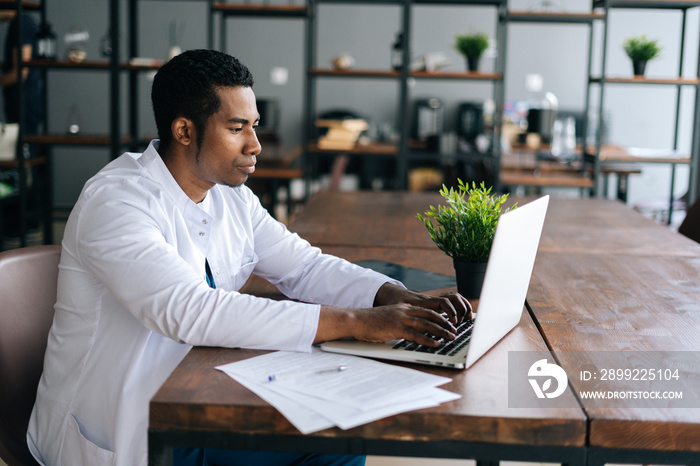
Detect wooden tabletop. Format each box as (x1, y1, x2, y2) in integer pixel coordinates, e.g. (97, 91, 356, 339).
(528, 252, 700, 452)
(150, 190, 700, 464)
(151, 245, 586, 460)
(290, 191, 700, 257)
(290, 191, 444, 249)
(150, 311, 585, 449)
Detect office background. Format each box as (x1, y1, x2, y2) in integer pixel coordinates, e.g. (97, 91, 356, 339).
(0, 0, 697, 210)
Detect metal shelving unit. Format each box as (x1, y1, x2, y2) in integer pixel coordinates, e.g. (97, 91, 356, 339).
(0, 0, 47, 249)
(587, 0, 700, 220)
(303, 0, 506, 191)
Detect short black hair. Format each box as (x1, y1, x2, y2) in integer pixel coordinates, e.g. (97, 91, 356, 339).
(151, 49, 254, 154)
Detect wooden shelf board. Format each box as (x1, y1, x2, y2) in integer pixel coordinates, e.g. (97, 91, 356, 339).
(24, 134, 134, 146)
(595, 145, 691, 164)
(26, 59, 163, 71)
(413, 0, 504, 5)
(307, 142, 398, 155)
(506, 10, 605, 23)
(500, 169, 594, 188)
(212, 2, 307, 17)
(0, 155, 48, 169)
(0, 1, 40, 10)
(595, 0, 700, 9)
(310, 68, 400, 78)
(310, 68, 502, 80)
(590, 76, 699, 85)
(411, 70, 502, 80)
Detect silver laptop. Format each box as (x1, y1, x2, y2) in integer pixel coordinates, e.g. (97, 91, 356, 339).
(321, 195, 550, 369)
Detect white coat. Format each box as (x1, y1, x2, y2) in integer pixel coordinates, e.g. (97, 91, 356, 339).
(27, 141, 394, 465)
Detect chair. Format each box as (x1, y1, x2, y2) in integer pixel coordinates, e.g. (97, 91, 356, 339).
(0, 245, 61, 466)
(678, 199, 700, 244)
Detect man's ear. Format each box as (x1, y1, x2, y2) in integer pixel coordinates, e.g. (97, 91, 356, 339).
(171, 117, 195, 147)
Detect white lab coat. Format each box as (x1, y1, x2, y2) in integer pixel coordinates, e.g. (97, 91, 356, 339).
(27, 141, 395, 465)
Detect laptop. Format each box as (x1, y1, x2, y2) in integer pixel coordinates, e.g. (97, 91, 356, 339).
(320, 195, 550, 369)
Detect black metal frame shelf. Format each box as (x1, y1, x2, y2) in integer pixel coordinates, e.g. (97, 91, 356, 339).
(504, 11, 605, 23)
(586, 0, 700, 221)
(305, 0, 507, 191)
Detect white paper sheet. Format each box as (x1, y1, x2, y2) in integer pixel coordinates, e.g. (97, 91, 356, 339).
(216, 349, 460, 434)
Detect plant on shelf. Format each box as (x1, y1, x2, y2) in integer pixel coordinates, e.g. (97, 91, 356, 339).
(454, 32, 490, 72)
(417, 180, 515, 298)
(623, 34, 661, 77)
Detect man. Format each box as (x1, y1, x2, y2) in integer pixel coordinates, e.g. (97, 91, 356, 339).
(27, 49, 469, 466)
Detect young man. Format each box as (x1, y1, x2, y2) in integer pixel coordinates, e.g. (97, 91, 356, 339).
(27, 50, 469, 466)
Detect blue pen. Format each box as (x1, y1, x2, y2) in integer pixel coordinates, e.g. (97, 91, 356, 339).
(267, 365, 348, 382)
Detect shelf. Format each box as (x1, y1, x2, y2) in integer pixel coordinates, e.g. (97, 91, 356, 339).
(505, 10, 605, 23)
(0, 155, 48, 170)
(24, 134, 134, 146)
(500, 168, 594, 188)
(0, 1, 40, 10)
(411, 70, 502, 80)
(309, 68, 502, 81)
(590, 76, 700, 85)
(26, 59, 162, 71)
(307, 142, 398, 156)
(413, 0, 504, 4)
(595, 145, 691, 164)
(309, 68, 400, 79)
(212, 2, 307, 17)
(594, 0, 700, 9)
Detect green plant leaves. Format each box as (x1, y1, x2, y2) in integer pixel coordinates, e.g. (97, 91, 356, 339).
(417, 180, 515, 263)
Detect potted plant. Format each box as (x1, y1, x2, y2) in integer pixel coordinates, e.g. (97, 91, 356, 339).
(623, 34, 661, 76)
(455, 32, 490, 72)
(417, 180, 515, 298)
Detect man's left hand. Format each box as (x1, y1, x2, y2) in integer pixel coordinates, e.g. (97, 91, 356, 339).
(373, 283, 471, 324)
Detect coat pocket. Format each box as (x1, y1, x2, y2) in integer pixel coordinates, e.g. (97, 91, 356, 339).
(60, 413, 116, 465)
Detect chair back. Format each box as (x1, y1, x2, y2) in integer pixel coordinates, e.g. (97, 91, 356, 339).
(0, 245, 61, 466)
(679, 200, 700, 244)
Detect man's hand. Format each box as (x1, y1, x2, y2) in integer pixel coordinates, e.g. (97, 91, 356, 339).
(373, 283, 472, 324)
(315, 304, 457, 348)
(314, 283, 472, 347)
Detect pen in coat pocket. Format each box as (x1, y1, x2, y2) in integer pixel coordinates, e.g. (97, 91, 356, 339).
(267, 365, 348, 382)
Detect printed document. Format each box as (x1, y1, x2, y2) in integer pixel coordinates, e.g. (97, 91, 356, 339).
(216, 348, 460, 434)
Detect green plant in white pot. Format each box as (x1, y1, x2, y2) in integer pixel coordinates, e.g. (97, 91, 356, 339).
(417, 180, 515, 298)
(623, 34, 661, 76)
(455, 32, 490, 72)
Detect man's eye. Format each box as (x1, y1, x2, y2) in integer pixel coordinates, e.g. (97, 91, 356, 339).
(252, 125, 259, 132)
(231, 127, 243, 133)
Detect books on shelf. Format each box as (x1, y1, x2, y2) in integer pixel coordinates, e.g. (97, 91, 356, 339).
(316, 118, 368, 150)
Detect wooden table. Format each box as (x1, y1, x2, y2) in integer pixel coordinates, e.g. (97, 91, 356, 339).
(289, 192, 700, 465)
(525, 195, 700, 466)
(149, 191, 700, 466)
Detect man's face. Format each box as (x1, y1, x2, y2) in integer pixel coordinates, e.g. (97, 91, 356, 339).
(193, 86, 261, 189)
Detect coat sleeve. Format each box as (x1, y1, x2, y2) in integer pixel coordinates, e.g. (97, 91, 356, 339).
(246, 190, 402, 308)
(72, 184, 320, 352)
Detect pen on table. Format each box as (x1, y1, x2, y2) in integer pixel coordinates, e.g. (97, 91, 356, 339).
(267, 365, 348, 382)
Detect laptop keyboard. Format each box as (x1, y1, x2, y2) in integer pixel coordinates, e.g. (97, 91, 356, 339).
(391, 319, 474, 356)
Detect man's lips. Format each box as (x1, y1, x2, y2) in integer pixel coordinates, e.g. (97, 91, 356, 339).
(239, 164, 256, 174)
